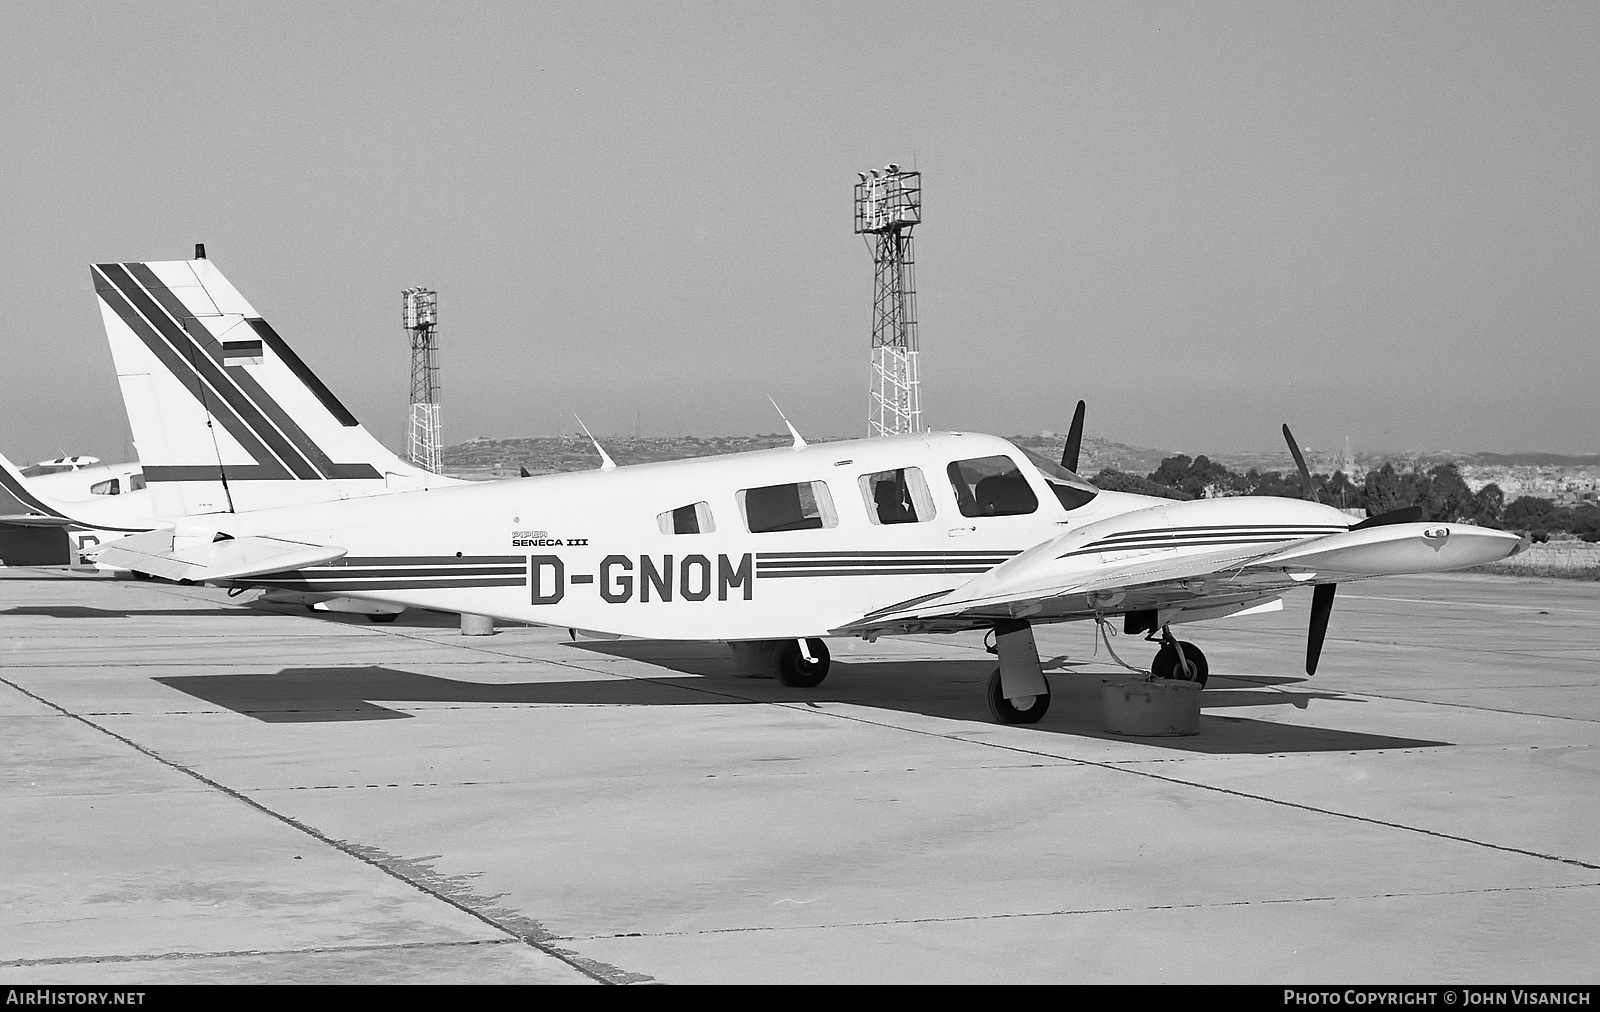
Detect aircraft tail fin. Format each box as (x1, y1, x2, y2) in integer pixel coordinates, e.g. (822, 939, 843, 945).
(92, 258, 462, 517)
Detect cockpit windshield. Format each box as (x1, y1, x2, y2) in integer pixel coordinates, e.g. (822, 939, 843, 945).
(1017, 446, 1099, 511)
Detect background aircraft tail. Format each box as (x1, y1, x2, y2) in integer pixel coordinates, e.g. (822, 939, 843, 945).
(93, 257, 461, 517)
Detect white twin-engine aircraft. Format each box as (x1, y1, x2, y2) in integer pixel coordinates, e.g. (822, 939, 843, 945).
(11, 256, 1526, 724)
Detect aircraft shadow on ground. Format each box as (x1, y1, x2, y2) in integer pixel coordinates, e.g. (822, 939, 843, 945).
(5, 605, 250, 619)
(154, 647, 1451, 754)
(244, 601, 470, 628)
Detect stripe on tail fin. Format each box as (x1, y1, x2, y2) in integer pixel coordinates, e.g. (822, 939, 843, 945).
(94, 258, 461, 517)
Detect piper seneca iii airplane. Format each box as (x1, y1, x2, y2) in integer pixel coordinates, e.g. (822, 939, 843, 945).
(2, 255, 1526, 724)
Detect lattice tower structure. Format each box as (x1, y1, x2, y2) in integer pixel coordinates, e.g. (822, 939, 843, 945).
(403, 288, 442, 473)
(855, 166, 922, 437)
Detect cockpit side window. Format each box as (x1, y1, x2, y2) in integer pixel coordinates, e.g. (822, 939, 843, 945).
(1015, 446, 1100, 512)
(858, 467, 936, 525)
(656, 502, 715, 535)
(946, 456, 1038, 518)
(128, 473, 146, 492)
(90, 478, 120, 496)
(738, 480, 838, 533)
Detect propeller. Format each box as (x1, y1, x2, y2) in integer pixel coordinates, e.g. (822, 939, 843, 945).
(1282, 423, 1318, 503)
(1306, 582, 1336, 675)
(1061, 400, 1086, 472)
(1283, 423, 1335, 674)
(1350, 504, 1424, 529)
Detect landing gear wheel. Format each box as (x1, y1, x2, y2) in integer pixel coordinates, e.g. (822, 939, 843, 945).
(1151, 641, 1208, 687)
(777, 638, 830, 687)
(366, 612, 400, 623)
(985, 667, 1050, 724)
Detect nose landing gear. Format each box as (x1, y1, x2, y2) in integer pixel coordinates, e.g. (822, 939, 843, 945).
(1150, 626, 1208, 687)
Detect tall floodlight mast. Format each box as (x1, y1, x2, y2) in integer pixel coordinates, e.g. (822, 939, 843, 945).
(854, 165, 923, 437)
(402, 288, 442, 473)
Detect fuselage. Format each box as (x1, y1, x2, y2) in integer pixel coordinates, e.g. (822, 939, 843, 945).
(164, 432, 1188, 639)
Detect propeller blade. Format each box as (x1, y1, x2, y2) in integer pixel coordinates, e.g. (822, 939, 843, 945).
(1350, 505, 1425, 530)
(1307, 583, 1337, 675)
(1282, 423, 1318, 503)
(519, 465, 531, 478)
(1061, 400, 1086, 473)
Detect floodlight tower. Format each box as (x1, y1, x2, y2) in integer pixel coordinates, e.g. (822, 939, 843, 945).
(402, 287, 442, 473)
(855, 164, 922, 437)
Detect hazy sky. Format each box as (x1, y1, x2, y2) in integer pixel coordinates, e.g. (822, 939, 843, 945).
(3, 1, 1596, 464)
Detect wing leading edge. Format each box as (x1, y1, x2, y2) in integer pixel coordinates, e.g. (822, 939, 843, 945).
(835, 499, 1524, 637)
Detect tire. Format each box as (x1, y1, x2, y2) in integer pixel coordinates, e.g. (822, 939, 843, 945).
(777, 638, 830, 687)
(366, 612, 401, 623)
(985, 667, 1050, 724)
(1151, 641, 1208, 687)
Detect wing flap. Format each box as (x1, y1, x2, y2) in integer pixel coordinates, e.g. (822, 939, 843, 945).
(92, 531, 346, 582)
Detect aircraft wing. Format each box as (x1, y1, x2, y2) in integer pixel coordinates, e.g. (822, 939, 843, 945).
(90, 529, 347, 583)
(835, 519, 1524, 637)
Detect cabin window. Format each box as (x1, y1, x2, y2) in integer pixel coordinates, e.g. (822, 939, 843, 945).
(129, 473, 146, 491)
(657, 501, 715, 535)
(738, 480, 838, 533)
(858, 467, 936, 525)
(946, 456, 1038, 518)
(89, 478, 120, 496)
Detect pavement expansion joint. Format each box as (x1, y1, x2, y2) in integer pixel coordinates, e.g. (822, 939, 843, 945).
(558, 879, 1600, 942)
(270, 780, 525, 791)
(1347, 689, 1600, 723)
(774, 695, 1600, 872)
(0, 938, 518, 969)
(0, 670, 654, 986)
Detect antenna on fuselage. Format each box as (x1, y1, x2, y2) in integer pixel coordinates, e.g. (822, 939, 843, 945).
(767, 396, 807, 450)
(574, 416, 617, 471)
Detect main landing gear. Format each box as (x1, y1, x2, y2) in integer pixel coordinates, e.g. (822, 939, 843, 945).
(986, 619, 1052, 724)
(777, 638, 831, 687)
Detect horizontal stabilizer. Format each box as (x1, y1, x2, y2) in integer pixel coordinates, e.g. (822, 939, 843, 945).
(0, 514, 77, 528)
(92, 531, 346, 582)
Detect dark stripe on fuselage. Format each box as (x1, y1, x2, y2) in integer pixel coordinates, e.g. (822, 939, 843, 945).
(291, 566, 526, 579)
(758, 567, 996, 578)
(331, 555, 525, 566)
(756, 557, 1013, 568)
(251, 577, 526, 591)
(755, 550, 1022, 559)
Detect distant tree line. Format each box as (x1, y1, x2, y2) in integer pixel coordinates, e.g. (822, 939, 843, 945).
(1089, 455, 1600, 542)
